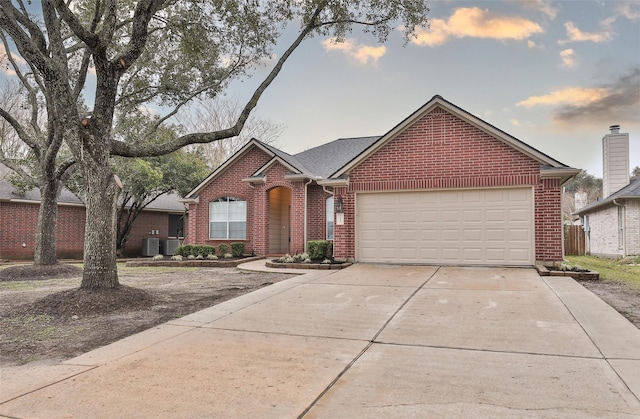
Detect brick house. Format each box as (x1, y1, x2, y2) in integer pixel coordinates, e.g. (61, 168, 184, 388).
(183, 95, 579, 266)
(0, 176, 186, 260)
(575, 126, 640, 258)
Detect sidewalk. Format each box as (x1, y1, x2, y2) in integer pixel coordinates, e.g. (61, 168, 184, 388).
(1, 264, 639, 418)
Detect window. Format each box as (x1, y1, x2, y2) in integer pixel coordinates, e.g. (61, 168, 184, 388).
(326, 196, 334, 240)
(168, 214, 184, 238)
(210, 197, 246, 240)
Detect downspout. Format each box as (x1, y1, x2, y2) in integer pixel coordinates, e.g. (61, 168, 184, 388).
(303, 178, 313, 253)
(613, 199, 626, 257)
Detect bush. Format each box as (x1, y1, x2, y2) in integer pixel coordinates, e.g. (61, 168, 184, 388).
(231, 242, 245, 258)
(152, 254, 164, 261)
(171, 255, 183, 261)
(175, 244, 216, 257)
(206, 254, 218, 260)
(223, 253, 233, 259)
(307, 240, 331, 260)
(292, 253, 308, 263)
(218, 243, 229, 255)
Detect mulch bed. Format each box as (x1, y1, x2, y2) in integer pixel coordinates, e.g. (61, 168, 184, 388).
(0, 264, 84, 281)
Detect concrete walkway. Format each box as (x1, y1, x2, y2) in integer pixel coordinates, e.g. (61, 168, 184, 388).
(1, 263, 639, 418)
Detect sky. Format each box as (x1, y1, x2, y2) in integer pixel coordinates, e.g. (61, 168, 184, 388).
(230, 0, 640, 177)
(1, 0, 638, 178)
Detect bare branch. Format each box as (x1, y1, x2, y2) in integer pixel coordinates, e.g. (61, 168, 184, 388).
(111, 0, 330, 157)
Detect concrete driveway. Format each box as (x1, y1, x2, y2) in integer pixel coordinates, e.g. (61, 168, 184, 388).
(2, 263, 639, 418)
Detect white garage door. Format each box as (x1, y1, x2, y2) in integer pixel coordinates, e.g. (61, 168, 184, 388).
(357, 188, 534, 266)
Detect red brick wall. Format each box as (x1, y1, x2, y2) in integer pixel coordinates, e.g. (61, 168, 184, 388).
(186, 146, 331, 256)
(307, 184, 331, 241)
(0, 202, 85, 260)
(534, 178, 563, 262)
(187, 147, 271, 253)
(333, 107, 563, 262)
(1, 201, 178, 260)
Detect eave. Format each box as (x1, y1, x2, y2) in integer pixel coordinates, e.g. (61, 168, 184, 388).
(540, 167, 582, 184)
(317, 178, 349, 187)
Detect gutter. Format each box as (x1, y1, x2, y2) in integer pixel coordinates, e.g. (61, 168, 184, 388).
(303, 178, 315, 253)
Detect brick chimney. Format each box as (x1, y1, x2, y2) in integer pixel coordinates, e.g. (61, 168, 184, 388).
(602, 125, 629, 197)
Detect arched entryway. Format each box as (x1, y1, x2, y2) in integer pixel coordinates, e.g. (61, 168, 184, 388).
(268, 187, 291, 254)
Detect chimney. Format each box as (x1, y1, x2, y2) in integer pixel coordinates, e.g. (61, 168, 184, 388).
(602, 125, 629, 197)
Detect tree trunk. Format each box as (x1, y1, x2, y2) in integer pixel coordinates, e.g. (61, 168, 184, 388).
(33, 177, 59, 266)
(80, 163, 121, 289)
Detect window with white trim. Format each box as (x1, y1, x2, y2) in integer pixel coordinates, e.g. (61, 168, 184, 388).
(326, 196, 334, 240)
(210, 197, 246, 240)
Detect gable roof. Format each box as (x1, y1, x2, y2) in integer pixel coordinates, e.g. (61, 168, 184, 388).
(185, 136, 380, 198)
(329, 95, 577, 180)
(186, 95, 580, 197)
(575, 177, 640, 215)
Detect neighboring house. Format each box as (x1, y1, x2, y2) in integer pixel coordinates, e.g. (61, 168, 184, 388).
(0, 176, 186, 260)
(183, 95, 579, 266)
(575, 126, 639, 257)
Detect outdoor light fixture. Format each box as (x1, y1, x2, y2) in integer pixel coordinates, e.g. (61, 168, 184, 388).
(335, 196, 344, 214)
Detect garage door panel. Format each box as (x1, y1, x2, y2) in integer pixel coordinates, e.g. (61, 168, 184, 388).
(486, 209, 506, 222)
(509, 228, 530, 242)
(357, 188, 534, 266)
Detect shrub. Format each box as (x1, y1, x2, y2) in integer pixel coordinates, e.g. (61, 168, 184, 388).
(187, 254, 196, 260)
(293, 253, 308, 263)
(175, 244, 215, 257)
(231, 242, 245, 258)
(274, 254, 290, 263)
(206, 254, 218, 260)
(174, 245, 192, 257)
(171, 255, 183, 261)
(196, 255, 204, 260)
(321, 258, 332, 264)
(218, 243, 229, 255)
(152, 254, 164, 261)
(308, 240, 330, 260)
(223, 253, 233, 259)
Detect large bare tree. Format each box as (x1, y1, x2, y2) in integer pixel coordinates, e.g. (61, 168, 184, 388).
(179, 97, 285, 169)
(0, 0, 429, 289)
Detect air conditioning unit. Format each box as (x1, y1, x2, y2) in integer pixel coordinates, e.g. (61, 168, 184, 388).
(160, 239, 180, 256)
(142, 238, 159, 256)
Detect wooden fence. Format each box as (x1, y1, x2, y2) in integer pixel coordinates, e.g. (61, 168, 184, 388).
(564, 225, 585, 256)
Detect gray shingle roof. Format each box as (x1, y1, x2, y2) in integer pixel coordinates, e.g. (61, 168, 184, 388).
(0, 177, 184, 212)
(575, 177, 640, 215)
(292, 136, 380, 178)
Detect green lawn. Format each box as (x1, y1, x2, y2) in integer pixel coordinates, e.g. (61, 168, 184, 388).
(566, 256, 640, 289)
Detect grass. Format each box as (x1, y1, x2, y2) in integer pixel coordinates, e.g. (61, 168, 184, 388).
(566, 255, 640, 289)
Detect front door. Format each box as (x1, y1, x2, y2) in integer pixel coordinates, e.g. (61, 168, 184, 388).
(268, 187, 291, 254)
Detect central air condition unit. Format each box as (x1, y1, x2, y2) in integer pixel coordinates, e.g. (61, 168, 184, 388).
(142, 238, 160, 256)
(160, 239, 180, 256)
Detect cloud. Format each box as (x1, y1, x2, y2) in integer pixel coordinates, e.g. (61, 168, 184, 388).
(527, 40, 541, 49)
(518, 0, 558, 19)
(517, 68, 640, 125)
(0, 44, 26, 76)
(559, 49, 577, 68)
(616, 3, 640, 20)
(517, 87, 609, 108)
(322, 38, 386, 64)
(558, 22, 612, 44)
(411, 7, 543, 47)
